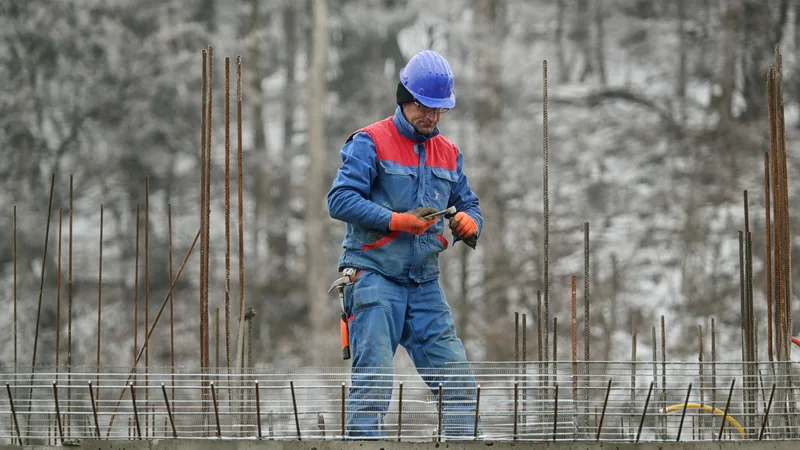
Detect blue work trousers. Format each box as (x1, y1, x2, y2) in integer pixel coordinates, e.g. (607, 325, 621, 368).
(343, 270, 480, 438)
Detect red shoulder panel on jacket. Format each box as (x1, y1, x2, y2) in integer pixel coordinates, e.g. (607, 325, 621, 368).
(362, 117, 419, 167)
(424, 135, 458, 170)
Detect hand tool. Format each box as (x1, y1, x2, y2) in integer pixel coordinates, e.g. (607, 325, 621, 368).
(328, 270, 356, 360)
(422, 206, 457, 220)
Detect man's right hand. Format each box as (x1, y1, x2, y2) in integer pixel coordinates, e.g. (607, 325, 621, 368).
(389, 207, 439, 235)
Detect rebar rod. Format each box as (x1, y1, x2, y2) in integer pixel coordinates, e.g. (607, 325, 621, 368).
(718, 378, 736, 441)
(204, 45, 214, 374)
(584, 222, 590, 434)
(96, 204, 104, 398)
(474, 384, 481, 440)
(200, 47, 208, 378)
(52, 381, 64, 445)
(88, 381, 100, 438)
(764, 152, 774, 362)
(168, 204, 175, 402)
(677, 383, 692, 441)
(225, 55, 232, 377)
(543, 60, 550, 370)
(596, 378, 611, 441)
(12, 205, 17, 372)
(211, 382, 221, 437)
(56, 208, 62, 377)
(572, 275, 578, 408)
(160, 384, 176, 438)
(437, 383, 443, 442)
(6, 384, 21, 446)
(342, 382, 348, 441)
(760, 383, 777, 440)
(134, 204, 140, 369)
(513, 381, 519, 440)
(553, 382, 558, 441)
(290, 381, 300, 440)
(67, 175, 73, 434)
(636, 381, 654, 443)
(130, 383, 141, 439)
(255, 381, 262, 439)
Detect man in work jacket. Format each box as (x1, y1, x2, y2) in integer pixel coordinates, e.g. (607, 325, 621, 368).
(327, 49, 483, 439)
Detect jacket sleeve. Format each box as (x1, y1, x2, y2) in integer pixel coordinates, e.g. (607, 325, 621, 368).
(327, 132, 394, 231)
(448, 148, 483, 236)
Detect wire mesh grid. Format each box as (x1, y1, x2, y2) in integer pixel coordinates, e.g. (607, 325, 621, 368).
(0, 361, 798, 443)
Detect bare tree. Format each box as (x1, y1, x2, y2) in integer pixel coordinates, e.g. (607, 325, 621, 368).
(306, 0, 330, 360)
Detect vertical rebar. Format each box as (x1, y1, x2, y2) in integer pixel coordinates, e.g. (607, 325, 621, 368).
(474, 385, 481, 440)
(513, 381, 519, 440)
(200, 47, 208, 381)
(698, 325, 705, 437)
(52, 381, 64, 444)
(711, 319, 717, 410)
(739, 231, 747, 363)
(630, 316, 637, 438)
(596, 379, 611, 441)
(396, 381, 403, 442)
(13, 205, 17, 372)
(718, 378, 735, 441)
(160, 384, 176, 438)
(764, 152, 774, 362)
(96, 204, 103, 397)
(437, 383, 443, 442)
(677, 383, 692, 441)
(130, 383, 141, 439)
(635, 381, 654, 443)
(225, 56, 232, 377)
(67, 175, 73, 433)
(661, 315, 666, 437)
(204, 45, 213, 374)
(236, 55, 246, 345)
(537, 290, 543, 362)
(583, 222, 590, 434)
(6, 384, 22, 446)
(88, 381, 100, 438)
(553, 382, 558, 441)
(343, 382, 349, 441)
(515, 311, 519, 364)
(134, 204, 140, 370)
(553, 317, 558, 375)
(144, 177, 150, 436)
(759, 383, 776, 440)
(571, 275, 578, 408)
(290, 381, 300, 440)
(168, 203, 175, 402)
(255, 381, 262, 439)
(542, 60, 550, 373)
(56, 208, 62, 376)
(215, 307, 220, 371)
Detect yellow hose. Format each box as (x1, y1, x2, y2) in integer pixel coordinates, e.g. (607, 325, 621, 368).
(662, 403, 745, 438)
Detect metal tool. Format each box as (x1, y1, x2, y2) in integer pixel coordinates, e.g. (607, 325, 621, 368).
(422, 206, 456, 220)
(328, 271, 355, 360)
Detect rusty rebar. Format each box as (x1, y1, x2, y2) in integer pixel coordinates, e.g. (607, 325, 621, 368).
(571, 274, 578, 406)
(583, 222, 590, 433)
(635, 381, 654, 443)
(718, 378, 735, 441)
(168, 203, 175, 402)
(290, 381, 300, 440)
(739, 231, 746, 364)
(52, 381, 64, 444)
(134, 204, 140, 368)
(67, 175, 73, 433)
(677, 383, 692, 441)
(759, 383, 776, 440)
(596, 378, 611, 441)
(767, 66, 783, 360)
(537, 290, 542, 362)
(88, 381, 100, 438)
(96, 204, 104, 398)
(56, 208, 62, 375)
(205, 45, 214, 373)
(31, 172, 55, 370)
(161, 384, 177, 438)
(210, 382, 221, 437)
(256, 381, 263, 439)
(105, 230, 201, 436)
(553, 317, 558, 368)
(237, 55, 246, 329)
(515, 311, 519, 364)
(543, 60, 550, 370)
(215, 307, 220, 371)
(552, 382, 558, 441)
(437, 383, 443, 442)
(711, 318, 717, 410)
(144, 178, 150, 432)
(13, 205, 17, 371)
(513, 381, 519, 440)
(6, 384, 22, 446)
(130, 383, 142, 439)
(200, 48, 208, 375)
(396, 381, 403, 442)
(698, 324, 705, 438)
(661, 315, 667, 437)
(225, 55, 232, 376)
(764, 152, 774, 362)
(630, 316, 637, 438)
(474, 384, 481, 440)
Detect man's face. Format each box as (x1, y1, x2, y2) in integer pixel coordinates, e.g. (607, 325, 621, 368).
(402, 100, 448, 135)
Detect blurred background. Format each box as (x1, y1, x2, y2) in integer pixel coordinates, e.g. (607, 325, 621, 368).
(0, 0, 798, 370)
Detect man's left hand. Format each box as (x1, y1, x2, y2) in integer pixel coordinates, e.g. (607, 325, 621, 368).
(449, 212, 478, 239)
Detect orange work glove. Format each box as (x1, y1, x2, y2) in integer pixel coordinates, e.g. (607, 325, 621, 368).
(389, 207, 439, 235)
(449, 211, 478, 239)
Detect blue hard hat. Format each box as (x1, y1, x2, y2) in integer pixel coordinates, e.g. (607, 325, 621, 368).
(399, 50, 456, 109)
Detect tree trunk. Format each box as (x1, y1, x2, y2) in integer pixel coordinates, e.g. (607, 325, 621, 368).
(676, 0, 687, 124)
(556, 0, 570, 83)
(718, 0, 741, 130)
(575, 0, 594, 82)
(306, 0, 330, 360)
(594, 0, 607, 85)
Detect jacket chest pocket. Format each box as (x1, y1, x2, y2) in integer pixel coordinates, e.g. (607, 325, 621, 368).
(428, 167, 458, 209)
(377, 160, 418, 210)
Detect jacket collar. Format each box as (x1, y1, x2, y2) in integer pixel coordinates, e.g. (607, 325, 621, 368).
(393, 106, 440, 143)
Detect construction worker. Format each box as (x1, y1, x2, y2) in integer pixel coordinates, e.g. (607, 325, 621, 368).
(327, 50, 483, 439)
